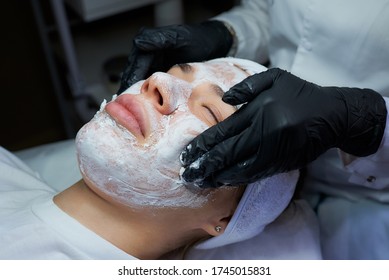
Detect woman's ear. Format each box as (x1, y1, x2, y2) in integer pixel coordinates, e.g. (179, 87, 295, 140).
(201, 216, 232, 237)
(200, 185, 244, 237)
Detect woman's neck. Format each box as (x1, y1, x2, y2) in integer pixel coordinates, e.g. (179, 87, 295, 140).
(53, 180, 196, 259)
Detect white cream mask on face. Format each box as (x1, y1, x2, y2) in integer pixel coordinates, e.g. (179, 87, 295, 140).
(75, 61, 249, 208)
(191, 61, 249, 92)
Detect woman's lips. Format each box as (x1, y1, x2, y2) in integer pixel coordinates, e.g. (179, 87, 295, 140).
(105, 95, 148, 139)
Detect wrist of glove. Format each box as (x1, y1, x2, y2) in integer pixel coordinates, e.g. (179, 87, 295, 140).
(180, 68, 387, 187)
(331, 86, 386, 156)
(118, 20, 232, 93)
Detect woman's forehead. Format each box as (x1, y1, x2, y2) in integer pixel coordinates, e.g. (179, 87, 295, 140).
(191, 60, 235, 71)
(189, 61, 248, 91)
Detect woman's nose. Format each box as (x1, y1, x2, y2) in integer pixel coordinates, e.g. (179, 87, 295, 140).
(141, 73, 177, 115)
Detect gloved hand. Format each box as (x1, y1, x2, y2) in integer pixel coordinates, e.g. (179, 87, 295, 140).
(117, 20, 233, 93)
(180, 68, 387, 188)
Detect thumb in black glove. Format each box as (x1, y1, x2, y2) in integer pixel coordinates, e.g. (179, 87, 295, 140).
(117, 20, 233, 94)
(180, 68, 387, 188)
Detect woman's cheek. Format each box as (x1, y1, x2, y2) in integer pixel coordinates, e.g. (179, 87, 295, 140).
(155, 112, 208, 164)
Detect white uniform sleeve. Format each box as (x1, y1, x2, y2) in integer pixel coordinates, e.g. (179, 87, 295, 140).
(340, 97, 389, 189)
(213, 0, 270, 63)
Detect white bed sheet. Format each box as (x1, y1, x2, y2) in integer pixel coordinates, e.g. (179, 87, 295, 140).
(14, 139, 82, 192)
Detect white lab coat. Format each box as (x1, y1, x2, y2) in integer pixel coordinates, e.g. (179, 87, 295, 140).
(215, 0, 389, 259)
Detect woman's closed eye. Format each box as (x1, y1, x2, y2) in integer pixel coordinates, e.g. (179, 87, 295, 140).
(202, 104, 222, 124)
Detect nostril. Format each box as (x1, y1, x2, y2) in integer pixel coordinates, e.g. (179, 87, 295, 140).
(157, 91, 163, 106)
(142, 81, 149, 92)
(142, 78, 166, 109)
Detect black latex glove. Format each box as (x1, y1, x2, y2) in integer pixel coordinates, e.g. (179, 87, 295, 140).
(117, 20, 232, 93)
(180, 68, 387, 188)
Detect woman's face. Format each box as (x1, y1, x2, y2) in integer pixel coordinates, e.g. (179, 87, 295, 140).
(75, 60, 249, 208)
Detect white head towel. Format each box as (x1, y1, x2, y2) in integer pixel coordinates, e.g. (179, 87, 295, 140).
(196, 171, 299, 249)
(195, 57, 299, 249)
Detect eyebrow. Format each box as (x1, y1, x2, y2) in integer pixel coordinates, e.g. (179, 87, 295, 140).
(210, 84, 225, 98)
(174, 63, 225, 97)
(232, 63, 249, 75)
(177, 63, 193, 73)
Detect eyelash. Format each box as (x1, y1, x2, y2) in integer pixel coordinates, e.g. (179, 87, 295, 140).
(203, 105, 219, 124)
